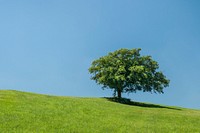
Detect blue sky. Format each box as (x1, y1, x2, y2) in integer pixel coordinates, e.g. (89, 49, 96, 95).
(0, 0, 199, 109)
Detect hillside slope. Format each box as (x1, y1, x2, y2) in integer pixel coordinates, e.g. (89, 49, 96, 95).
(0, 90, 200, 132)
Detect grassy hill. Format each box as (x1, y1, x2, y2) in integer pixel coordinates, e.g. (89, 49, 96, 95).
(0, 90, 200, 132)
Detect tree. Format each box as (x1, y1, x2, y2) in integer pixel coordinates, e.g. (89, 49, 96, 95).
(89, 48, 170, 98)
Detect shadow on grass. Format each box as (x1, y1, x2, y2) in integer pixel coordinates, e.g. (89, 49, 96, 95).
(105, 97, 181, 111)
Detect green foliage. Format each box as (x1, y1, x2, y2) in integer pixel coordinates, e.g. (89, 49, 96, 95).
(89, 48, 170, 98)
(0, 90, 200, 132)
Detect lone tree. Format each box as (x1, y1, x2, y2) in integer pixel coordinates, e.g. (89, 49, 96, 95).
(89, 48, 170, 98)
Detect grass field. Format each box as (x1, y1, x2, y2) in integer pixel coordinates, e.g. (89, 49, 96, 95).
(0, 90, 200, 132)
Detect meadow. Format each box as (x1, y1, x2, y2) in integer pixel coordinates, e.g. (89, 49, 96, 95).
(0, 90, 200, 132)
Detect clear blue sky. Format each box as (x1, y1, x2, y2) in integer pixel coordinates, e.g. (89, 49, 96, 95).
(0, 0, 199, 109)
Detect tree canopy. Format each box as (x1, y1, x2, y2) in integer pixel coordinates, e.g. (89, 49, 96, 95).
(89, 48, 170, 98)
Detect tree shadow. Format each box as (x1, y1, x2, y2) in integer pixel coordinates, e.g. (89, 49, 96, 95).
(105, 97, 181, 111)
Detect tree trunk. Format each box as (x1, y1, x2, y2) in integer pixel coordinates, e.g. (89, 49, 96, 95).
(117, 89, 121, 98)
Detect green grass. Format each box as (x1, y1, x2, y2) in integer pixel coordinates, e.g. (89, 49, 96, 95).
(0, 90, 200, 133)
